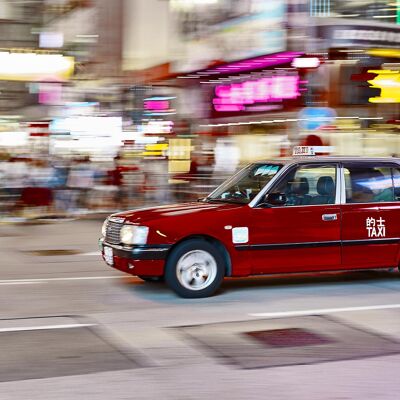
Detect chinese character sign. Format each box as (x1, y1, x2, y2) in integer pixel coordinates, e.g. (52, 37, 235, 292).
(366, 217, 386, 238)
(213, 75, 300, 112)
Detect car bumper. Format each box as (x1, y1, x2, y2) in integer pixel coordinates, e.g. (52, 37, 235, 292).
(99, 238, 171, 260)
(98, 238, 170, 277)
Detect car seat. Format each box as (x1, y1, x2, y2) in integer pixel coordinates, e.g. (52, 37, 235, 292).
(287, 177, 311, 205)
(311, 176, 335, 204)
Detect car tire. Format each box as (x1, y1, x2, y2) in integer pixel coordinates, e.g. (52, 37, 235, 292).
(137, 275, 164, 283)
(165, 239, 225, 298)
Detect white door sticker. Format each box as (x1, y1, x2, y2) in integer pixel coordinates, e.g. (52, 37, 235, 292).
(366, 217, 386, 238)
(232, 227, 249, 244)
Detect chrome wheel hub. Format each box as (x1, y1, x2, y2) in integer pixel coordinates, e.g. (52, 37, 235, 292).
(176, 250, 217, 291)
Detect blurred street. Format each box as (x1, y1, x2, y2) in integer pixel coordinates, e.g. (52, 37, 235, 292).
(1, 218, 400, 399)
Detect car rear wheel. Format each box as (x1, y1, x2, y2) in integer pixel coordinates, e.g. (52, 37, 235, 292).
(165, 239, 225, 298)
(137, 275, 164, 283)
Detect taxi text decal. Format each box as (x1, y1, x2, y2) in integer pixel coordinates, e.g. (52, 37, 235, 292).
(366, 217, 386, 238)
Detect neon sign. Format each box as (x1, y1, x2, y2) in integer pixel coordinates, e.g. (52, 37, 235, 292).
(213, 75, 300, 112)
(0, 52, 74, 81)
(368, 69, 400, 103)
(144, 100, 170, 111)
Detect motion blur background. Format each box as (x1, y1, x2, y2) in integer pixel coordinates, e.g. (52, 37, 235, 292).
(1, 0, 400, 219)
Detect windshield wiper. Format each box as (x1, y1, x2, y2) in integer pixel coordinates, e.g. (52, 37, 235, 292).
(204, 198, 246, 204)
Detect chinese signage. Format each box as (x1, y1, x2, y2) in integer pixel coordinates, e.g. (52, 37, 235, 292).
(366, 217, 386, 238)
(293, 146, 315, 156)
(213, 75, 300, 112)
(317, 22, 400, 49)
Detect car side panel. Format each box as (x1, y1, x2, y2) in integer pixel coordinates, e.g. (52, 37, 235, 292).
(248, 205, 342, 274)
(145, 206, 254, 277)
(380, 202, 400, 267)
(341, 203, 399, 268)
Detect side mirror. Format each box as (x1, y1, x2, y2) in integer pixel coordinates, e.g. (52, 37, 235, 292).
(264, 192, 287, 206)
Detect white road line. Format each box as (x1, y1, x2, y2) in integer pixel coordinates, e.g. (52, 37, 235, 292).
(0, 324, 95, 333)
(0, 276, 122, 285)
(80, 251, 101, 256)
(249, 304, 400, 318)
(0, 281, 43, 286)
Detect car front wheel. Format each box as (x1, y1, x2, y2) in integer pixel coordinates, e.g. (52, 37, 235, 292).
(165, 239, 225, 298)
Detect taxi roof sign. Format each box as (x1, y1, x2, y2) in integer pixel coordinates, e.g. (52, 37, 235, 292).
(293, 146, 334, 156)
(293, 146, 315, 156)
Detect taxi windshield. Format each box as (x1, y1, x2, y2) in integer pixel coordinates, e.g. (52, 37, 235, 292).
(206, 163, 282, 204)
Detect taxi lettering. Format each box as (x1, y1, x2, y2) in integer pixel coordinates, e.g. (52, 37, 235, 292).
(366, 217, 386, 238)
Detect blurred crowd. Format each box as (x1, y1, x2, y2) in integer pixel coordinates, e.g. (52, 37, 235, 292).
(1, 124, 399, 221)
(0, 141, 232, 221)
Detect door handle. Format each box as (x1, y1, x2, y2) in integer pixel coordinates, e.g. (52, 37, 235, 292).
(322, 213, 337, 221)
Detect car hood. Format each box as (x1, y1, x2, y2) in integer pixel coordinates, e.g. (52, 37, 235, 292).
(112, 201, 244, 224)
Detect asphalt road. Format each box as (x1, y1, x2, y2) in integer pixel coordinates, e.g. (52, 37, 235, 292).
(1, 219, 400, 399)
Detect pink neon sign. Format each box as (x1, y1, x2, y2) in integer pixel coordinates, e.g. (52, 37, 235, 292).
(213, 75, 300, 112)
(144, 100, 170, 111)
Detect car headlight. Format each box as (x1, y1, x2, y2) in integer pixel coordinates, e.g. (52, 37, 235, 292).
(101, 218, 108, 237)
(120, 225, 149, 245)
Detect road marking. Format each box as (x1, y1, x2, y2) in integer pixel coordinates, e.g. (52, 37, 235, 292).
(0, 276, 122, 285)
(80, 251, 101, 256)
(0, 281, 43, 286)
(249, 303, 400, 318)
(0, 324, 95, 333)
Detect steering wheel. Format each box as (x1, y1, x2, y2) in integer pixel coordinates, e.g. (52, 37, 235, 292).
(232, 185, 248, 198)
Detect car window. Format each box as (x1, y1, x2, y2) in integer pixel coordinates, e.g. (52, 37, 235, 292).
(344, 164, 394, 203)
(272, 164, 337, 206)
(207, 163, 282, 204)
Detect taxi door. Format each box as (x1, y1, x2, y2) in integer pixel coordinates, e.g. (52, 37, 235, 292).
(247, 163, 342, 274)
(341, 163, 400, 269)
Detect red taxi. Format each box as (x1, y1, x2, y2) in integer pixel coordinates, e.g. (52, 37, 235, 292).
(100, 154, 400, 298)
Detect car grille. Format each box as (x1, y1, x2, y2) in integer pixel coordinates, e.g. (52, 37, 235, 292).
(105, 220, 123, 245)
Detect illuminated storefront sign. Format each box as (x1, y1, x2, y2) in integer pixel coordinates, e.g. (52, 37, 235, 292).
(144, 100, 170, 111)
(317, 24, 400, 49)
(0, 52, 74, 81)
(51, 116, 122, 137)
(368, 69, 400, 103)
(172, 0, 286, 72)
(143, 96, 176, 116)
(213, 75, 300, 112)
(333, 29, 400, 43)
